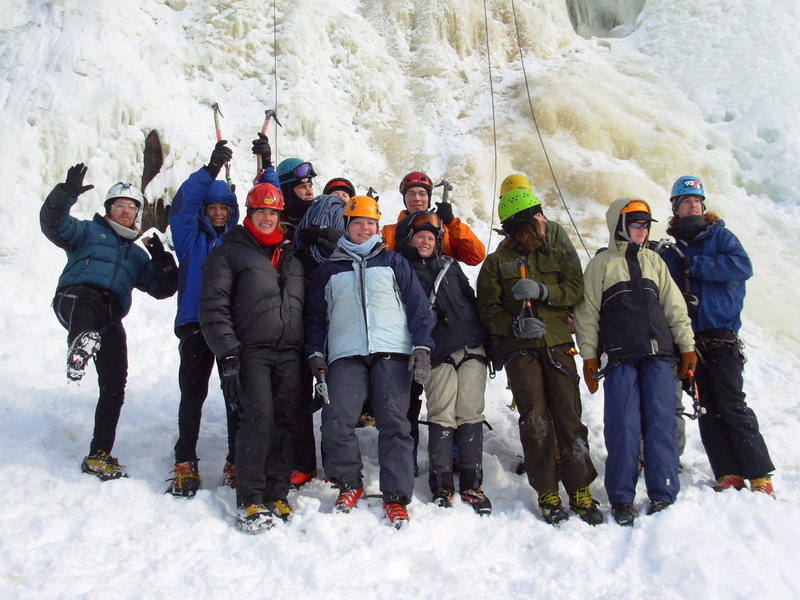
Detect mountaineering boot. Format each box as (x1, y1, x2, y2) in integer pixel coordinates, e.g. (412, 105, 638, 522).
(290, 469, 317, 489)
(67, 331, 101, 382)
(538, 491, 569, 526)
(569, 486, 604, 526)
(165, 460, 201, 497)
(383, 495, 409, 529)
(334, 481, 364, 513)
(266, 499, 293, 522)
(612, 503, 638, 527)
(221, 461, 236, 488)
(428, 424, 455, 501)
(81, 451, 128, 481)
(647, 500, 672, 515)
(749, 476, 775, 497)
(432, 489, 454, 508)
(712, 474, 746, 492)
(236, 504, 274, 534)
(460, 489, 492, 516)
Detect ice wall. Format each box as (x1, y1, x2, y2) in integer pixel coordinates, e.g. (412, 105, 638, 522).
(0, 0, 797, 338)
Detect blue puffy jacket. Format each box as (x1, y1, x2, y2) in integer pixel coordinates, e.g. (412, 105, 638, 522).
(40, 185, 176, 315)
(662, 217, 752, 333)
(305, 238, 435, 363)
(169, 166, 279, 328)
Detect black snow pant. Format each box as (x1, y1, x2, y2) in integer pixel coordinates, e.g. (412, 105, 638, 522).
(322, 354, 414, 503)
(694, 329, 774, 480)
(235, 346, 299, 507)
(173, 323, 238, 465)
(53, 285, 128, 456)
(291, 365, 318, 474)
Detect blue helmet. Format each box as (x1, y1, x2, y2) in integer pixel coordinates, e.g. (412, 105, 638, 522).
(277, 158, 316, 185)
(670, 175, 706, 213)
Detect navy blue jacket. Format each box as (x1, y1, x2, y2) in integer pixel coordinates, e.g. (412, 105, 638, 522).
(395, 232, 489, 366)
(663, 218, 752, 333)
(40, 184, 176, 315)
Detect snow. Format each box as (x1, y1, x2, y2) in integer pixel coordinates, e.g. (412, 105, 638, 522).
(1, 1, 799, 598)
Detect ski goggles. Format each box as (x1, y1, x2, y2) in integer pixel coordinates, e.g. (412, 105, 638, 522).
(291, 162, 317, 180)
(406, 211, 443, 238)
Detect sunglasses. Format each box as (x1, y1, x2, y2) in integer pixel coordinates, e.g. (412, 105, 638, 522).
(409, 211, 442, 230)
(628, 221, 651, 229)
(292, 162, 316, 180)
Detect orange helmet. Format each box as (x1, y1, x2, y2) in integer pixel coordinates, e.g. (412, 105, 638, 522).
(344, 195, 381, 221)
(245, 183, 284, 210)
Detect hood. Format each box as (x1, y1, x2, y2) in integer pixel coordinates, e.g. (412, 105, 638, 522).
(201, 180, 240, 232)
(605, 197, 653, 251)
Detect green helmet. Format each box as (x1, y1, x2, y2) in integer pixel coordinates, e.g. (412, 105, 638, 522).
(498, 189, 541, 223)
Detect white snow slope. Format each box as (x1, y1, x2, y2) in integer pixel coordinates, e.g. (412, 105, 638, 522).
(1, 1, 799, 598)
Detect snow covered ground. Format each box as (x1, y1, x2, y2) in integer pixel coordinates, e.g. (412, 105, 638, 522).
(1, 1, 799, 598)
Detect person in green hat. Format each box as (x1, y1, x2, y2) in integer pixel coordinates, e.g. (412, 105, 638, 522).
(476, 188, 601, 526)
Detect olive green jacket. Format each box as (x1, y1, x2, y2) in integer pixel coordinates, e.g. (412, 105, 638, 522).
(476, 236, 583, 355)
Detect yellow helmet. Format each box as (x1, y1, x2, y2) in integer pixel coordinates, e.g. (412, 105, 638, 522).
(344, 195, 381, 221)
(499, 173, 531, 198)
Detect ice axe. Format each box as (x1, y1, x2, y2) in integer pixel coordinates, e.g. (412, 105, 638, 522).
(256, 109, 282, 175)
(211, 102, 234, 191)
(434, 178, 453, 203)
(314, 370, 330, 405)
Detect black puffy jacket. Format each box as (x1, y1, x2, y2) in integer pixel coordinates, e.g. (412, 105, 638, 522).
(199, 225, 304, 358)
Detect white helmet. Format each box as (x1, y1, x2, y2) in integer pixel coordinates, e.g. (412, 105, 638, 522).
(105, 182, 144, 209)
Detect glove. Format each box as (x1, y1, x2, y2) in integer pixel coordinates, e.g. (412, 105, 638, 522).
(251, 132, 272, 167)
(144, 235, 168, 260)
(582, 357, 599, 394)
(676, 255, 692, 273)
(308, 354, 328, 377)
(64, 163, 94, 197)
(435, 201, 454, 225)
(207, 140, 232, 173)
(677, 350, 697, 379)
(408, 348, 432, 385)
(512, 316, 546, 339)
(511, 279, 549, 302)
(219, 355, 242, 405)
(298, 224, 345, 247)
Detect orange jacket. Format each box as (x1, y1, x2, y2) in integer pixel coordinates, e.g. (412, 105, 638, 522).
(381, 210, 487, 266)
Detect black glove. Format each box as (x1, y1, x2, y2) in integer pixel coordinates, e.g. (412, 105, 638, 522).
(511, 279, 549, 302)
(207, 140, 232, 176)
(676, 255, 692, 273)
(251, 132, 272, 167)
(64, 163, 94, 197)
(435, 201, 454, 225)
(512, 316, 546, 339)
(308, 354, 328, 377)
(408, 348, 432, 385)
(683, 292, 700, 316)
(144, 235, 167, 260)
(298, 224, 344, 247)
(220, 355, 242, 406)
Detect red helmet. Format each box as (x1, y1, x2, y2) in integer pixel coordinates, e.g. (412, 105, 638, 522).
(245, 183, 284, 210)
(399, 171, 433, 195)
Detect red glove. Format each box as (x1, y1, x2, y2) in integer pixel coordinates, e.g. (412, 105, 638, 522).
(582, 358, 599, 394)
(677, 351, 697, 379)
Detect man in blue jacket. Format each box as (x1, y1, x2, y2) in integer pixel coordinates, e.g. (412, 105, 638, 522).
(662, 176, 775, 496)
(41, 163, 178, 481)
(165, 136, 279, 497)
